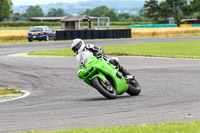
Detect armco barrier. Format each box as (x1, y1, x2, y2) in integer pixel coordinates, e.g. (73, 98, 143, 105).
(130, 24, 178, 28)
(192, 24, 200, 27)
(56, 29, 131, 40)
(129, 24, 200, 29)
(179, 24, 192, 27)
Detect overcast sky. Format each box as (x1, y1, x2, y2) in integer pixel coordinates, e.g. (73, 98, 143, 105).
(12, 0, 89, 6)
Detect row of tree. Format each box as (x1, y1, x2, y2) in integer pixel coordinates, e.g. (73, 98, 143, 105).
(12, 5, 149, 22)
(143, 0, 200, 23)
(0, 0, 150, 22)
(12, 5, 68, 21)
(81, 6, 150, 22)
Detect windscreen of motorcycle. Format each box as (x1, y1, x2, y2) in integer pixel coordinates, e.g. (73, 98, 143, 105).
(76, 51, 91, 67)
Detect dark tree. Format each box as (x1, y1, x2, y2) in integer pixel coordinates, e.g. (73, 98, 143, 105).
(185, 0, 200, 19)
(190, 0, 200, 12)
(166, 0, 187, 23)
(102, 9, 118, 21)
(89, 6, 109, 17)
(118, 13, 130, 21)
(0, 0, 12, 21)
(25, 5, 45, 18)
(159, 1, 174, 22)
(144, 0, 160, 23)
(46, 8, 66, 17)
(81, 8, 92, 16)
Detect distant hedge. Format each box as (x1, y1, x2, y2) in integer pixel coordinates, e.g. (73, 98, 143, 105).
(0, 22, 61, 27)
(110, 21, 152, 26)
(0, 21, 152, 27)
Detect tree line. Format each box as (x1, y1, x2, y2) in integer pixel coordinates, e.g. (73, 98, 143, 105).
(11, 5, 150, 22)
(81, 6, 150, 22)
(0, 0, 149, 22)
(0, 0, 200, 23)
(11, 6, 68, 21)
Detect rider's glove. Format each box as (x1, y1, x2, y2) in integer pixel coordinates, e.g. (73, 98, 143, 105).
(96, 53, 103, 58)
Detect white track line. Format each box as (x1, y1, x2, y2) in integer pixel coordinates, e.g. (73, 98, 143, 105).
(0, 90, 31, 103)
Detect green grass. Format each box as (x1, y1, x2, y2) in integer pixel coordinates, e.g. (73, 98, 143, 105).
(0, 40, 30, 45)
(0, 26, 61, 31)
(0, 26, 30, 30)
(28, 48, 75, 56)
(0, 88, 21, 96)
(0, 40, 58, 45)
(0, 26, 129, 30)
(103, 40, 200, 59)
(24, 121, 200, 133)
(28, 40, 200, 59)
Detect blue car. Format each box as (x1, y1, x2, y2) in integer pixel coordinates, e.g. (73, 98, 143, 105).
(27, 26, 56, 42)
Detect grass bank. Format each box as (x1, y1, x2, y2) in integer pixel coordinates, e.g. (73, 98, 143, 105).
(0, 88, 21, 96)
(28, 40, 200, 59)
(24, 121, 200, 133)
(0, 40, 30, 45)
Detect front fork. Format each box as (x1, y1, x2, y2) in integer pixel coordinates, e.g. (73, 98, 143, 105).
(92, 70, 114, 92)
(91, 70, 107, 83)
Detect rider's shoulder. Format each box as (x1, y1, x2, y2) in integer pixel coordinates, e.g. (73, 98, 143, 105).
(86, 44, 95, 49)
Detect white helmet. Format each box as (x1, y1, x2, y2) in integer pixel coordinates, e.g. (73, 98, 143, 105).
(71, 38, 86, 54)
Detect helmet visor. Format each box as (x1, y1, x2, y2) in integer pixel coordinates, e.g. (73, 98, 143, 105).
(72, 41, 82, 54)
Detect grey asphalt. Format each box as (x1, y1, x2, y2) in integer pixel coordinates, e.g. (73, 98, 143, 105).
(0, 37, 200, 133)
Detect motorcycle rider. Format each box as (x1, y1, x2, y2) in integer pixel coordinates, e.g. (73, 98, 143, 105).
(71, 38, 134, 80)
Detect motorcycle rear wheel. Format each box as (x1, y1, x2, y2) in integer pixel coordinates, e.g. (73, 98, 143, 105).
(92, 77, 117, 99)
(126, 79, 141, 96)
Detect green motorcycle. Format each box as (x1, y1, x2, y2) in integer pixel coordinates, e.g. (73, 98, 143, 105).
(77, 51, 141, 99)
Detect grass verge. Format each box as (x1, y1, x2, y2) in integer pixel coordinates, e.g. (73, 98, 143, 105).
(28, 48, 75, 57)
(28, 40, 200, 59)
(0, 88, 21, 96)
(0, 40, 29, 45)
(24, 121, 200, 133)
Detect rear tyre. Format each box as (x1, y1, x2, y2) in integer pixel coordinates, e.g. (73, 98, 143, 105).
(92, 77, 117, 99)
(28, 39, 32, 42)
(126, 79, 141, 96)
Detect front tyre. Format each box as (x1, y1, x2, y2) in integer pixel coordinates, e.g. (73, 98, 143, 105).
(126, 79, 141, 96)
(92, 77, 117, 99)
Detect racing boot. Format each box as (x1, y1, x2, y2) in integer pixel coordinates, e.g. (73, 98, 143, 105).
(109, 59, 134, 80)
(118, 65, 134, 80)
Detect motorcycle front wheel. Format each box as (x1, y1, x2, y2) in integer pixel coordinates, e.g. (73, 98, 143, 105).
(92, 77, 117, 99)
(126, 79, 141, 96)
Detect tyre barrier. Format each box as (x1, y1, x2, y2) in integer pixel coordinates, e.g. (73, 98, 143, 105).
(56, 29, 131, 40)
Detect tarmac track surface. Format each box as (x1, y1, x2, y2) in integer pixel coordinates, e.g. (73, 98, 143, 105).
(0, 37, 200, 132)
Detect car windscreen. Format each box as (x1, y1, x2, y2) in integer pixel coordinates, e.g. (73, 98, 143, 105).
(29, 28, 42, 32)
